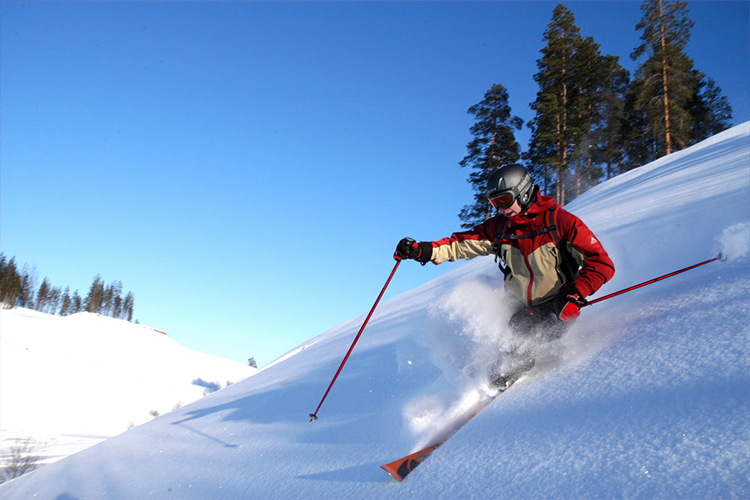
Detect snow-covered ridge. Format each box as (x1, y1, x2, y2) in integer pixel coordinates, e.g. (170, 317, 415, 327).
(2, 123, 748, 498)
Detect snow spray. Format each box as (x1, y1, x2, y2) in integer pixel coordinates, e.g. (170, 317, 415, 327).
(713, 223, 750, 260)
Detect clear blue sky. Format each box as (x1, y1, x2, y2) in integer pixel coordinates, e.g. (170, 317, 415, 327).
(2, 1, 748, 367)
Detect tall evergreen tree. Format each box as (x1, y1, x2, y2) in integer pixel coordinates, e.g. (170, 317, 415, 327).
(622, 78, 658, 170)
(0, 256, 21, 308)
(122, 292, 135, 322)
(458, 83, 523, 228)
(594, 54, 630, 180)
(631, 0, 696, 156)
(527, 4, 583, 205)
(19, 265, 36, 309)
(36, 278, 51, 313)
(60, 287, 73, 316)
(72, 290, 83, 314)
(85, 274, 105, 313)
(688, 74, 733, 143)
(529, 4, 633, 200)
(569, 37, 629, 196)
(47, 286, 62, 315)
(108, 280, 123, 319)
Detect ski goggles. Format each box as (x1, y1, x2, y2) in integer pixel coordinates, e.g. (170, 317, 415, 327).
(489, 191, 517, 209)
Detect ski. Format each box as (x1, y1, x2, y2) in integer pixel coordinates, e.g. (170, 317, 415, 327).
(380, 390, 496, 482)
(381, 371, 528, 482)
(380, 443, 441, 482)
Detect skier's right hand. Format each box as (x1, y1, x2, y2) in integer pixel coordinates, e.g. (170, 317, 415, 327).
(394, 238, 432, 264)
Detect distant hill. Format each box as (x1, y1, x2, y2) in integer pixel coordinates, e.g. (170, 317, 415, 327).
(0, 307, 255, 472)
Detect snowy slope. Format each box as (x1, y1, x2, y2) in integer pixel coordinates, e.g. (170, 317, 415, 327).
(0, 309, 255, 466)
(1, 123, 748, 499)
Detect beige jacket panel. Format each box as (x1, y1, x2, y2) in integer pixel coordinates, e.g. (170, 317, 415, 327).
(430, 239, 494, 264)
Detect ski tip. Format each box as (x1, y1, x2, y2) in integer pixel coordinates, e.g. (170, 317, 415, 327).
(381, 443, 441, 482)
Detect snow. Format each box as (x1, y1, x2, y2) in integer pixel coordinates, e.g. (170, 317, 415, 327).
(2, 123, 749, 498)
(0, 310, 255, 466)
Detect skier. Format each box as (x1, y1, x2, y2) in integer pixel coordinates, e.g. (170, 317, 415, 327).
(394, 164, 615, 390)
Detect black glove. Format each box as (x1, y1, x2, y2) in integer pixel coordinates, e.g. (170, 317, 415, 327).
(394, 237, 433, 264)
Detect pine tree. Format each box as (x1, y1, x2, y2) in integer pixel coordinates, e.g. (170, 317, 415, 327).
(631, 0, 696, 156)
(36, 278, 51, 313)
(569, 37, 629, 196)
(527, 4, 584, 205)
(688, 74, 733, 143)
(85, 274, 105, 313)
(621, 78, 657, 169)
(60, 287, 72, 316)
(19, 265, 36, 309)
(102, 283, 114, 317)
(458, 83, 523, 228)
(0, 256, 21, 308)
(47, 286, 62, 315)
(72, 290, 83, 314)
(122, 292, 135, 322)
(595, 55, 630, 180)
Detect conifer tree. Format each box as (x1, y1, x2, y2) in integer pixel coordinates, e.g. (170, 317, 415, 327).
(102, 283, 114, 317)
(529, 4, 631, 200)
(527, 4, 583, 205)
(47, 286, 62, 315)
(19, 265, 36, 309)
(458, 83, 523, 228)
(60, 287, 73, 316)
(569, 36, 629, 195)
(631, 0, 696, 156)
(85, 274, 105, 313)
(0, 256, 21, 308)
(122, 292, 135, 322)
(72, 290, 83, 314)
(688, 74, 733, 143)
(621, 78, 658, 169)
(36, 278, 51, 313)
(595, 54, 630, 179)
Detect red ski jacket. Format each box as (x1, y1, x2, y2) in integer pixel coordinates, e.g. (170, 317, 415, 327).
(430, 195, 615, 307)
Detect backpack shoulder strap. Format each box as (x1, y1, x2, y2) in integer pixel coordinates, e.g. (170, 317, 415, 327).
(549, 205, 580, 284)
(546, 205, 562, 245)
(493, 217, 510, 275)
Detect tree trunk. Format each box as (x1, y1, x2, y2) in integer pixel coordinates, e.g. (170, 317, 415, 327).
(659, 0, 673, 154)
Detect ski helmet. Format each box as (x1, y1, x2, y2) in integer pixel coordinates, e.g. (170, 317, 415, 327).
(487, 164, 535, 210)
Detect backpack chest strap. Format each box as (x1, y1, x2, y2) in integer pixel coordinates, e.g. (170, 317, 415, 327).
(496, 206, 561, 243)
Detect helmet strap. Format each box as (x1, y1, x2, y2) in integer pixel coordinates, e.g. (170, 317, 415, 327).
(520, 185, 539, 212)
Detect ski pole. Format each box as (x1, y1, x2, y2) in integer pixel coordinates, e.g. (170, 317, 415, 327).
(584, 253, 725, 307)
(309, 259, 401, 423)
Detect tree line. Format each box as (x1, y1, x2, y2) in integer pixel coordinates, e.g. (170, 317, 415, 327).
(459, 0, 733, 227)
(0, 253, 135, 321)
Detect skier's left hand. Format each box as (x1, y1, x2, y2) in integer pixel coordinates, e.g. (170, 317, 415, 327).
(557, 289, 587, 324)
